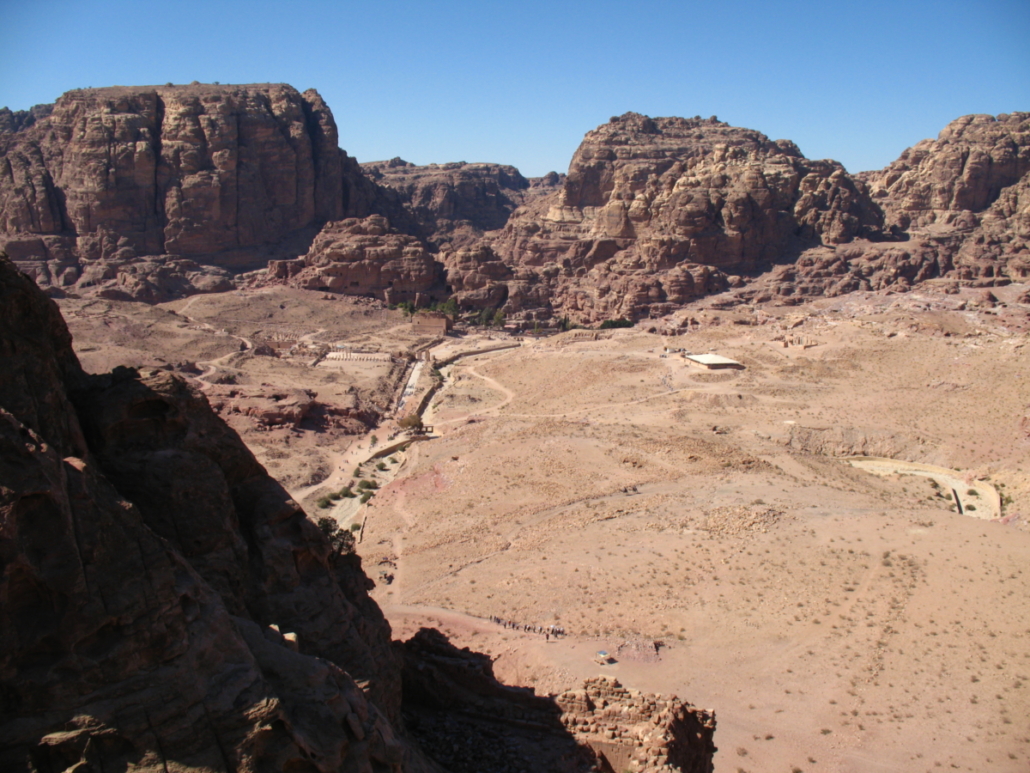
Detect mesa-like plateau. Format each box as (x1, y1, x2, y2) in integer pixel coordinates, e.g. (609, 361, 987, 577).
(2, 84, 1028, 773)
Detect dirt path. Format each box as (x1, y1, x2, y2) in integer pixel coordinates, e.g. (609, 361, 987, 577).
(846, 456, 1002, 519)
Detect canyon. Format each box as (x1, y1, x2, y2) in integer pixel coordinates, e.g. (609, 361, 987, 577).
(2, 83, 1029, 772)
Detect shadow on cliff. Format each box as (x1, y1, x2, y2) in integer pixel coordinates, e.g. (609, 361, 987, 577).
(398, 628, 596, 773)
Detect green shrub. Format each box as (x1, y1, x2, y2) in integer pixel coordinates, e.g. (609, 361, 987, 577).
(966, 504, 977, 511)
(967, 489, 979, 496)
(599, 318, 634, 329)
(360, 492, 373, 504)
(353, 467, 362, 478)
(340, 486, 355, 498)
(316, 496, 332, 509)
(376, 461, 387, 471)
(357, 479, 378, 490)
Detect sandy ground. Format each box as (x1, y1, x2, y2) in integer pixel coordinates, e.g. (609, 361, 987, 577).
(360, 286, 1030, 773)
(60, 283, 1030, 773)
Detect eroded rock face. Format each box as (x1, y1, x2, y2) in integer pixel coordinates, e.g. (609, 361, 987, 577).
(262, 215, 445, 304)
(0, 256, 423, 771)
(729, 113, 1030, 305)
(860, 113, 1030, 231)
(459, 112, 884, 323)
(363, 158, 561, 250)
(0, 84, 379, 300)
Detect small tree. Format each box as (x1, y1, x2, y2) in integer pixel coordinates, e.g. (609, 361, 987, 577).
(492, 309, 505, 328)
(316, 516, 355, 554)
(398, 414, 423, 432)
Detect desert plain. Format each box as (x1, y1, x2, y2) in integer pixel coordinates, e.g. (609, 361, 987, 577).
(54, 278, 1030, 773)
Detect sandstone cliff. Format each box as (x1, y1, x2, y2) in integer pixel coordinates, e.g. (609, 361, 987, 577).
(859, 113, 1030, 231)
(4, 84, 1026, 318)
(0, 84, 380, 300)
(0, 255, 423, 771)
(450, 112, 885, 323)
(733, 113, 1030, 306)
(362, 158, 562, 250)
(262, 215, 446, 305)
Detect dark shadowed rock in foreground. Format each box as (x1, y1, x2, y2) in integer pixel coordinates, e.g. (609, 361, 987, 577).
(0, 254, 426, 771)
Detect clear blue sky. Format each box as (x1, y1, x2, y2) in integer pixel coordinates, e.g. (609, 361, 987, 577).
(2, 0, 1027, 176)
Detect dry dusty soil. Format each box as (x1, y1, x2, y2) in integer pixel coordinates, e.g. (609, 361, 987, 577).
(61, 283, 1030, 773)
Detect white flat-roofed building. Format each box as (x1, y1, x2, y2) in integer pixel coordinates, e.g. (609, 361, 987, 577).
(684, 353, 744, 370)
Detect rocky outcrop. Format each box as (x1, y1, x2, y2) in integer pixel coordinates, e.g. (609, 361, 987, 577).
(556, 676, 716, 773)
(207, 385, 374, 432)
(453, 112, 885, 323)
(0, 84, 380, 299)
(859, 113, 1030, 231)
(401, 629, 716, 773)
(363, 158, 561, 250)
(0, 255, 426, 771)
(262, 215, 445, 304)
(725, 113, 1030, 305)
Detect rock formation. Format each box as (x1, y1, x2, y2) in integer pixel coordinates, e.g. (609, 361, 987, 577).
(859, 113, 1030, 231)
(0, 254, 430, 770)
(262, 215, 446, 304)
(0, 84, 380, 300)
(362, 158, 561, 250)
(451, 112, 885, 323)
(732, 113, 1030, 306)
(3, 83, 1026, 318)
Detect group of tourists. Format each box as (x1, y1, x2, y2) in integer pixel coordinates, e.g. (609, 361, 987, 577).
(489, 616, 566, 640)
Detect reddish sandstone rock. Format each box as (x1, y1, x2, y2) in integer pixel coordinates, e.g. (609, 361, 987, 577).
(859, 113, 1030, 231)
(363, 158, 561, 249)
(263, 215, 445, 304)
(462, 112, 883, 323)
(0, 84, 380, 300)
(0, 255, 427, 771)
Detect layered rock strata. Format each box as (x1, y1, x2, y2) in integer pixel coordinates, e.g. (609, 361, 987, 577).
(0, 84, 379, 299)
(859, 112, 1030, 231)
(363, 158, 561, 249)
(732, 113, 1030, 306)
(463, 112, 885, 322)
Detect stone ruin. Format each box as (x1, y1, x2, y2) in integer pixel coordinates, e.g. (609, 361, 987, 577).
(556, 676, 716, 773)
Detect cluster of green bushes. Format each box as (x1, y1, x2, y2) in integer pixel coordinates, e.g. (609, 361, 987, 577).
(599, 318, 634, 329)
(474, 307, 506, 328)
(316, 485, 357, 509)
